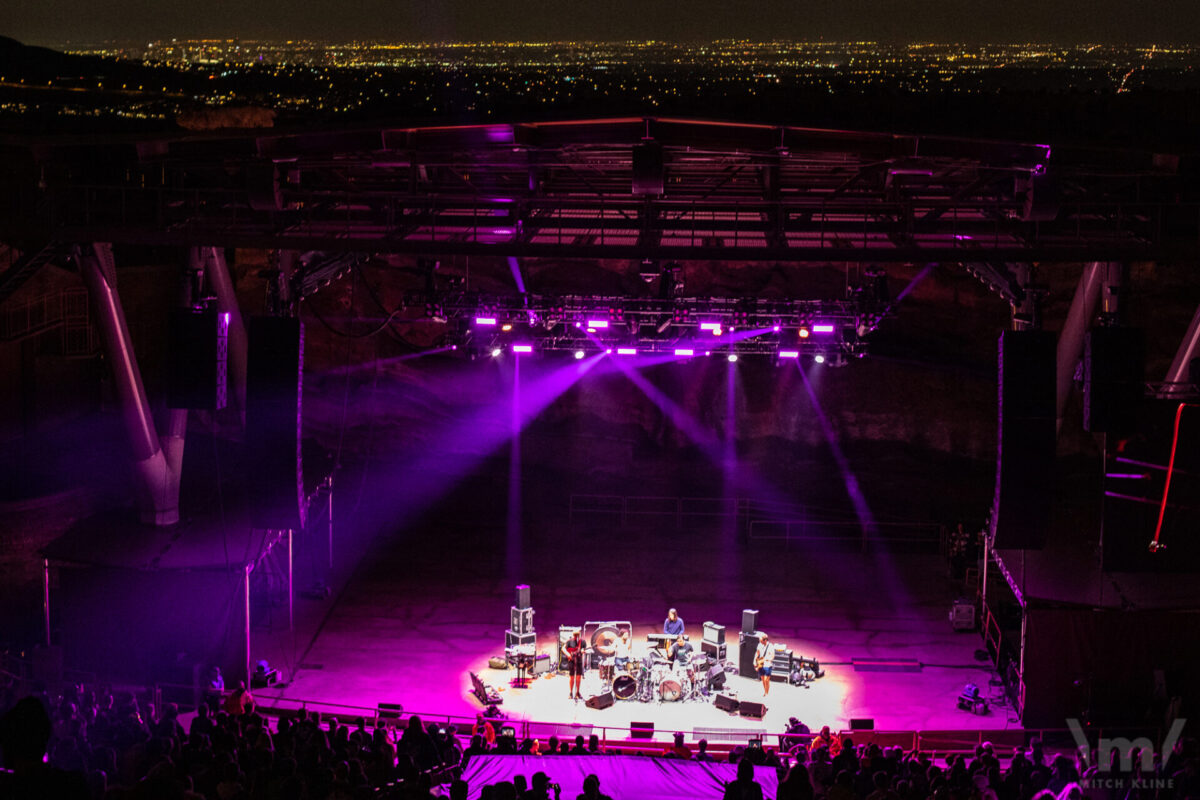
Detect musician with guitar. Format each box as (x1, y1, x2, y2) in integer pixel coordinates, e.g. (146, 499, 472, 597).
(565, 630, 587, 700)
(754, 633, 777, 697)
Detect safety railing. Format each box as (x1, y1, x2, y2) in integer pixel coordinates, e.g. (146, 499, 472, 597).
(0, 288, 96, 353)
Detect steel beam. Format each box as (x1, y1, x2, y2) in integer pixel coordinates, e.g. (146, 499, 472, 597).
(1056, 262, 1105, 434)
(1161, 303, 1200, 399)
(76, 242, 180, 525)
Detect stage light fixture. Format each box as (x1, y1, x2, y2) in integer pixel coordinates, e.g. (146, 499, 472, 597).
(587, 320, 609, 329)
(674, 348, 694, 357)
(812, 324, 835, 334)
(616, 348, 637, 356)
(727, 354, 738, 363)
(512, 344, 533, 353)
(814, 354, 826, 364)
(656, 317, 673, 334)
(778, 350, 800, 359)
(798, 328, 811, 339)
(491, 347, 502, 357)
(574, 350, 585, 359)
(773, 325, 781, 332)
(501, 324, 513, 332)
(476, 317, 497, 326)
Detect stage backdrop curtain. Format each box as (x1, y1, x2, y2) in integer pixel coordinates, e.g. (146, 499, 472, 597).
(459, 754, 778, 800)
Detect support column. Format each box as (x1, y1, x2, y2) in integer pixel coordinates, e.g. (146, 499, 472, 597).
(42, 558, 50, 646)
(200, 247, 248, 417)
(1056, 262, 1105, 434)
(327, 477, 334, 570)
(287, 528, 294, 632)
(244, 561, 253, 688)
(1161, 303, 1200, 398)
(77, 242, 179, 525)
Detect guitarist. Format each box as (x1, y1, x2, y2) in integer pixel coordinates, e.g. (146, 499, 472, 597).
(565, 631, 587, 700)
(754, 633, 777, 697)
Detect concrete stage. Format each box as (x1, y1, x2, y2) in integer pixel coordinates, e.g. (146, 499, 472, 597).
(254, 505, 1019, 739)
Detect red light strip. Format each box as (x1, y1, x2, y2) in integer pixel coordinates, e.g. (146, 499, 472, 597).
(1151, 403, 1199, 552)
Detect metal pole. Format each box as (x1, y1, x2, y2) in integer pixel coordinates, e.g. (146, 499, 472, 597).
(327, 478, 334, 570)
(42, 558, 50, 646)
(244, 561, 253, 688)
(288, 528, 294, 632)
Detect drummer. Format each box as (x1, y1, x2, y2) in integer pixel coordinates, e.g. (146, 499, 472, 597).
(668, 635, 693, 666)
(614, 630, 632, 673)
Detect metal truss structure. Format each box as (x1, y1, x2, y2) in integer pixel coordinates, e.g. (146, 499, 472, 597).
(2, 117, 1199, 269)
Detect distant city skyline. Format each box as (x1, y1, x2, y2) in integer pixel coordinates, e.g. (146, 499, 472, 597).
(3, 0, 1200, 49)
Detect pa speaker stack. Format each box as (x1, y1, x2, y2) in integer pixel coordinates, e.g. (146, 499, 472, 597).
(504, 583, 535, 657)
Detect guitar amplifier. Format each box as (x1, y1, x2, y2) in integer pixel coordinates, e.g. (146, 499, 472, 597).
(703, 621, 725, 645)
(511, 606, 534, 635)
(771, 647, 792, 682)
(531, 653, 553, 675)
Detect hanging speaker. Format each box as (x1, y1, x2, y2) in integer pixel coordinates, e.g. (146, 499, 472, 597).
(1084, 328, 1144, 434)
(167, 308, 228, 410)
(246, 316, 305, 530)
(632, 141, 664, 196)
(990, 330, 1055, 550)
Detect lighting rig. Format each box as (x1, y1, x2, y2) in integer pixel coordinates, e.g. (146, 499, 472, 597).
(416, 293, 891, 361)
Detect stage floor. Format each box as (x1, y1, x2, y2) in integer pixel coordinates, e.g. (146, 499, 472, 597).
(256, 519, 1017, 738)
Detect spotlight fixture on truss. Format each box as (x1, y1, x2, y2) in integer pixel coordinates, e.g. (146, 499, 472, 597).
(412, 291, 889, 360)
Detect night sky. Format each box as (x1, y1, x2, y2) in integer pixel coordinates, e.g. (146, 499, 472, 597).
(3, 0, 1200, 47)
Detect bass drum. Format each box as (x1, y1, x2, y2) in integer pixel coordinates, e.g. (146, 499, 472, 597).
(659, 678, 683, 702)
(612, 674, 638, 700)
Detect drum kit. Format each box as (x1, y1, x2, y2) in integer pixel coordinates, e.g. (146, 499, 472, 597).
(604, 650, 730, 704)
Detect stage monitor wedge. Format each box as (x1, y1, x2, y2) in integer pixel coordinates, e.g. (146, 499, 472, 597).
(990, 329, 1055, 550)
(585, 692, 615, 710)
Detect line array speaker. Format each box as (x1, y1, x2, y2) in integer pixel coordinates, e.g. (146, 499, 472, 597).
(167, 308, 228, 410)
(1084, 327, 1144, 434)
(990, 329, 1055, 549)
(246, 316, 305, 530)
